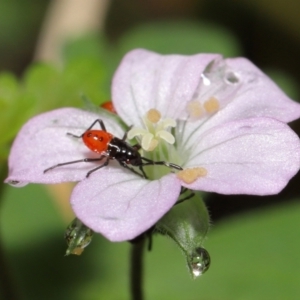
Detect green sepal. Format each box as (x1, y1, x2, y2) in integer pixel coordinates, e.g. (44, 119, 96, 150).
(81, 95, 128, 131)
(64, 218, 94, 256)
(156, 192, 211, 278)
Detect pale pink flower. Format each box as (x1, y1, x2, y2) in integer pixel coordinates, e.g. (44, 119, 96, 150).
(6, 49, 300, 241)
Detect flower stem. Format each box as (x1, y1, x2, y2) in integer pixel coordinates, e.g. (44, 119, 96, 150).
(130, 238, 146, 300)
(0, 164, 20, 299)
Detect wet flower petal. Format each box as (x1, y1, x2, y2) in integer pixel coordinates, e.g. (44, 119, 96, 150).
(71, 167, 181, 241)
(113, 49, 300, 128)
(180, 117, 300, 195)
(225, 57, 300, 123)
(5, 108, 124, 185)
(112, 49, 220, 126)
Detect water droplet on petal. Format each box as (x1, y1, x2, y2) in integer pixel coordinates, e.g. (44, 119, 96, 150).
(225, 71, 239, 84)
(201, 73, 211, 86)
(201, 59, 218, 86)
(188, 247, 211, 278)
(7, 180, 27, 187)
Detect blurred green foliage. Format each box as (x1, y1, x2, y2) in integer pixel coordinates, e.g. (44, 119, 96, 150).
(0, 0, 48, 74)
(0, 54, 109, 161)
(2, 184, 300, 299)
(118, 21, 242, 57)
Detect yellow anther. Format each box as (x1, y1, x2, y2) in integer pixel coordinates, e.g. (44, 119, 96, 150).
(147, 109, 161, 123)
(177, 167, 207, 184)
(203, 97, 219, 114)
(187, 100, 203, 118)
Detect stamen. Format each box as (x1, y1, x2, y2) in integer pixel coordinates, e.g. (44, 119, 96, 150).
(177, 167, 207, 184)
(156, 130, 175, 144)
(203, 97, 219, 114)
(187, 100, 203, 118)
(128, 109, 176, 152)
(141, 132, 154, 150)
(147, 109, 161, 123)
(148, 139, 159, 151)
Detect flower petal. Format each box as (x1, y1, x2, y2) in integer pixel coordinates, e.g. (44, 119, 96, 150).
(196, 57, 300, 135)
(180, 118, 300, 195)
(112, 50, 300, 132)
(112, 49, 220, 126)
(224, 57, 300, 123)
(71, 167, 181, 241)
(5, 108, 125, 185)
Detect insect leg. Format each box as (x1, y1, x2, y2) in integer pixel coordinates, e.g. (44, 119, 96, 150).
(117, 161, 147, 179)
(43, 156, 106, 173)
(132, 144, 141, 151)
(140, 157, 183, 171)
(121, 125, 133, 141)
(67, 119, 107, 138)
(86, 157, 110, 178)
(176, 190, 195, 205)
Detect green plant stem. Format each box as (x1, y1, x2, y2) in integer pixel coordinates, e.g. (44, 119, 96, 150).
(130, 238, 146, 300)
(0, 239, 19, 300)
(0, 163, 19, 299)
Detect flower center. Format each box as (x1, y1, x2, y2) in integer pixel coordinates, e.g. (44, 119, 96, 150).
(127, 109, 208, 183)
(127, 109, 179, 179)
(128, 108, 176, 152)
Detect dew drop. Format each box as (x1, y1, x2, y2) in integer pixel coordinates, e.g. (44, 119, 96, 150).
(225, 71, 239, 84)
(188, 247, 211, 278)
(8, 180, 19, 185)
(201, 73, 211, 86)
(65, 218, 93, 256)
(201, 58, 223, 86)
(7, 180, 27, 187)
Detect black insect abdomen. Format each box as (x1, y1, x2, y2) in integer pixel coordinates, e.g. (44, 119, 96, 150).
(108, 137, 142, 166)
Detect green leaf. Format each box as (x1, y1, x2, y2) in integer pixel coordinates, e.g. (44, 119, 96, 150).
(156, 192, 210, 278)
(63, 56, 109, 105)
(0, 73, 35, 146)
(23, 57, 109, 112)
(0, 72, 19, 103)
(62, 35, 119, 85)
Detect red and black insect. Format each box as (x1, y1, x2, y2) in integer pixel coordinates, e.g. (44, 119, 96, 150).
(44, 119, 182, 179)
